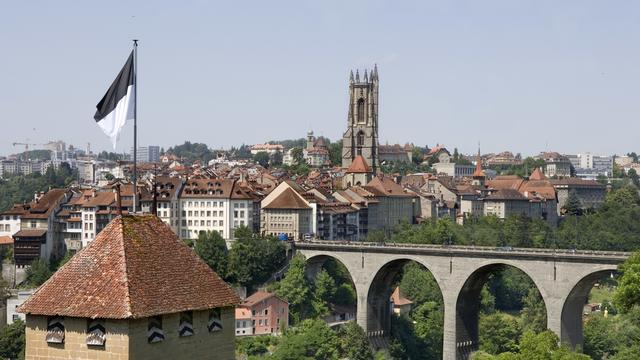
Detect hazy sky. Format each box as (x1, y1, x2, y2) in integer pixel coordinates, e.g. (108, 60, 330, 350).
(2, 0, 639, 157)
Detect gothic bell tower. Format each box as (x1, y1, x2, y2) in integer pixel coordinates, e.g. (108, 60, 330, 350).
(342, 65, 379, 174)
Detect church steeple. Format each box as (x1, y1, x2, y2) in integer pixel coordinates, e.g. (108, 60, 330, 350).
(472, 147, 485, 186)
(342, 67, 380, 174)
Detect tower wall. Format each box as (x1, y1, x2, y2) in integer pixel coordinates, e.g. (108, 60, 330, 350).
(342, 68, 380, 173)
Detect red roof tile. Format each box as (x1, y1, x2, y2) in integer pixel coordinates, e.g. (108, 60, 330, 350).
(263, 187, 311, 209)
(346, 155, 372, 173)
(19, 215, 239, 319)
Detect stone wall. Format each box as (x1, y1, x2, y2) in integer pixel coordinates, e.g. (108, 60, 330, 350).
(128, 308, 235, 360)
(25, 315, 129, 360)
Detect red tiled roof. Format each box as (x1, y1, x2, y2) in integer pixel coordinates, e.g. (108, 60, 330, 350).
(346, 155, 372, 173)
(263, 187, 310, 209)
(13, 229, 47, 238)
(19, 215, 239, 319)
(390, 287, 413, 306)
(364, 176, 414, 197)
(235, 307, 251, 319)
(529, 167, 546, 180)
(0, 236, 13, 245)
(242, 291, 287, 307)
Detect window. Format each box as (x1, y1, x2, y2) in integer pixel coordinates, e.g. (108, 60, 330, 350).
(194, 202, 199, 208)
(219, 221, 224, 227)
(188, 211, 192, 217)
(258, 319, 262, 326)
(252, 310, 256, 316)
(86, 319, 106, 346)
(179, 311, 194, 337)
(30, 220, 37, 228)
(264, 309, 268, 316)
(200, 202, 205, 207)
(356, 131, 365, 155)
(148, 316, 164, 343)
(234, 203, 238, 209)
(240, 211, 245, 218)
(46, 317, 65, 344)
(208, 309, 222, 332)
(357, 98, 365, 123)
(200, 220, 205, 226)
(206, 201, 211, 207)
(212, 211, 218, 217)
(207, 211, 211, 217)
(188, 220, 192, 226)
(207, 220, 211, 226)
(234, 211, 238, 218)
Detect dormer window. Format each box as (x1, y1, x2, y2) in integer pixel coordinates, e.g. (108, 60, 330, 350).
(46, 316, 65, 344)
(179, 311, 194, 337)
(148, 316, 164, 343)
(86, 319, 106, 346)
(208, 309, 222, 332)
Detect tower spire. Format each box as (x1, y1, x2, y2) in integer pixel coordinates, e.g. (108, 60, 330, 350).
(350, 70, 354, 83)
(355, 69, 360, 82)
(364, 69, 368, 83)
(373, 64, 378, 79)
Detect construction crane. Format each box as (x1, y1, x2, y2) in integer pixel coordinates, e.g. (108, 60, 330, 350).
(12, 141, 44, 160)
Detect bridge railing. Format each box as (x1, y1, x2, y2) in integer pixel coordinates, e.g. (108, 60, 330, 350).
(294, 240, 631, 259)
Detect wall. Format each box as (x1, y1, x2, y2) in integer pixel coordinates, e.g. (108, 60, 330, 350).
(128, 308, 235, 360)
(25, 315, 129, 360)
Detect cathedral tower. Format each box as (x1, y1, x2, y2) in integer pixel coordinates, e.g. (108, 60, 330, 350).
(342, 65, 379, 174)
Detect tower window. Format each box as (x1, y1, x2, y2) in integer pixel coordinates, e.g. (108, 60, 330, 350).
(356, 131, 365, 156)
(357, 98, 365, 123)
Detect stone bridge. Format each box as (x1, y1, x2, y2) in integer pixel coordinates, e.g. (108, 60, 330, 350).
(294, 241, 630, 360)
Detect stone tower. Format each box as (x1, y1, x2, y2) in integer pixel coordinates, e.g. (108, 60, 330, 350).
(342, 65, 379, 174)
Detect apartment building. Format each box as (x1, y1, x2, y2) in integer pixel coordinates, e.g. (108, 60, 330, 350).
(179, 179, 254, 241)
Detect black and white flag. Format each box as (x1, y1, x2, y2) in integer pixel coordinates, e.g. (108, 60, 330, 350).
(94, 51, 135, 149)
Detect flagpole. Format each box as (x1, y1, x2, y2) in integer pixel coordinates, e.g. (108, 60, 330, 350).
(133, 39, 138, 213)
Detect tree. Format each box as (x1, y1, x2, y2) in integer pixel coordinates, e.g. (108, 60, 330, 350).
(399, 262, 442, 304)
(24, 258, 52, 287)
(478, 313, 521, 354)
(194, 230, 228, 280)
(291, 147, 304, 165)
(275, 255, 310, 323)
(311, 269, 336, 318)
(628, 168, 640, 188)
(584, 314, 618, 360)
(412, 147, 423, 165)
(338, 321, 373, 360)
(614, 251, 640, 313)
(329, 140, 342, 166)
(253, 151, 270, 167)
(271, 318, 339, 360)
(564, 190, 583, 215)
(271, 150, 284, 166)
(228, 235, 285, 291)
(520, 287, 546, 334)
(0, 319, 25, 360)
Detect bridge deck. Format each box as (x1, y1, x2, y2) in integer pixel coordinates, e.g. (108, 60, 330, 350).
(294, 240, 630, 263)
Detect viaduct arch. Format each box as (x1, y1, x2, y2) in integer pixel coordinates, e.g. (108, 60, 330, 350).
(295, 241, 627, 360)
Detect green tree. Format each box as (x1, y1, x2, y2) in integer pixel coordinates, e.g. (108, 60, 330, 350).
(254, 151, 270, 167)
(520, 287, 546, 334)
(583, 314, 618, 360)
(271, 318, 339, 360)
(339, 321, 373, 360)
(311, 269, 336, 318)
(479, 313, 521, 355)
(628, 169, 640, 188)
(228, 235, 286, 291)
(0, 319, 25, 360)
(564, 190, 583, 215)
(399, 262, 442, 304)
(271, 150, 284, 166)
(24, 258, 52, 288)
(412, 301, 444, 360)
(291, 147, 304, 165)
(194, 230, 228, 279)
(329, 140, 342, 166)
(614, 252, 640, 313)
(275, 255, 311, 323)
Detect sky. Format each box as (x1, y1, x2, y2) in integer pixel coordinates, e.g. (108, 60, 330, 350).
(1, 0, 639, 157)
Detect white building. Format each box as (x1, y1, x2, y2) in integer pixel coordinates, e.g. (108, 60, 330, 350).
(179, 179, 254, 244)
(7, 290, 34, 324)
(250, 144, 284, 156)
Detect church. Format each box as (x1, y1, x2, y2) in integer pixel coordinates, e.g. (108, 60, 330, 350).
(342, 66, 380, 174)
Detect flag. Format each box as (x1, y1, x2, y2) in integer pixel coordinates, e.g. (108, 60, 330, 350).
(94, 51, 135, 149)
